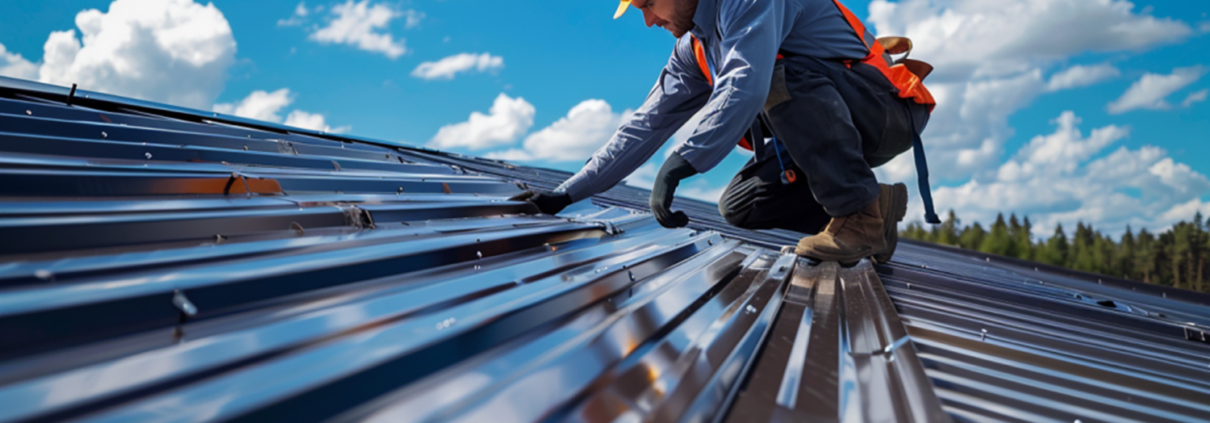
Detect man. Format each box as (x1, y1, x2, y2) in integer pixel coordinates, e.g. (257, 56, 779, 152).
(512, 0, 937, 263)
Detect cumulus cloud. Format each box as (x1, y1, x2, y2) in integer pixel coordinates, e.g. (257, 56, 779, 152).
(1045, 63, 1121, 92)
(411, 53, 504, 81)
(867, 0, 1192, 180)
(277, 2, 311, 27)
(925, 111, 1209, 237)
(428, 94, 535, 150)
(1108, 66, 1207, 114)
(0, 43, 37, 80)
(402, 10, 425, 29)
(284, 110, 348, 133)
(213, 88, 349, 133)
(1182, 89, 1208, 108)
(486, 99, 633, 162)
(213, 88, 292, 122)
(28, 0, 236, 109)
(310, 0, 407, 59)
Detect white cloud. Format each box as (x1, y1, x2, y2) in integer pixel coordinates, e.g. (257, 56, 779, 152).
(1108, 66, 1207, 114)
(867, 0, 1192, 180)
(1045, 63, 1121, 92)
(33, 0, 236, 109)
(0, 43, 37, 80)
(310, 0, 407, 59)
(285, 110, 349, 133)
(411, 53, 504, 81)
(486, 99, 632, 162)
(213, 88, 293, 122)
(277, 2, 310, 27)
(213, 88, 349, 133)
(923, 111, 1210, 237)
(403, 10, 425, 29)
(428, 93, 535, 150)
(1181, 89, 1208, 108)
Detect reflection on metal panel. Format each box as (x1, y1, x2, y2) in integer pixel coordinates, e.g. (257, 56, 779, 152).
(0, 76, 1207, 423)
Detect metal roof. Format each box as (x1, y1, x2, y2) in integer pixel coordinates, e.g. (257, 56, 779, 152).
(0, 76, 1208, 423)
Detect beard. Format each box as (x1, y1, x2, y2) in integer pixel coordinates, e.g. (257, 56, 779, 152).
(666, 0, 700, 38)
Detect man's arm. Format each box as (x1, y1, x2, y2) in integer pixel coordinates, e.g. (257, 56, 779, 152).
(553, 35, 712, 203)
(673, 0, 784, 174)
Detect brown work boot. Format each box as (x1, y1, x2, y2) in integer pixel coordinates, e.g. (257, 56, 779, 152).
(874, 183, 909, 264)
(794, 197, 886, 263)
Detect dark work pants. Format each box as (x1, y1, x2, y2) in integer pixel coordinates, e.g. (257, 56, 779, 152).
(719, 55, 930, 235)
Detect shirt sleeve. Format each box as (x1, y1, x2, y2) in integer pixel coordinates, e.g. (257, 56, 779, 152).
(554, 36, 712, 203)
(673, 0, 783, 174)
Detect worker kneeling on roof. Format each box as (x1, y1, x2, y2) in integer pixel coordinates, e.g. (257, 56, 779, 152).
(512, 0, 940, 264)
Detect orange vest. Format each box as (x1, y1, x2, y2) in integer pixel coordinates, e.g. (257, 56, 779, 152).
(690, 0, 935, 151)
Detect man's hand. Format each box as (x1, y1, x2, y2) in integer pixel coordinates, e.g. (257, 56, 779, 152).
(510, 190, 573, 215)
(649, 153, 698, 228)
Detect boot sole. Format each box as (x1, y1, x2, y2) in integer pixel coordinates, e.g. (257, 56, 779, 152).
(873, 183, 908, 264)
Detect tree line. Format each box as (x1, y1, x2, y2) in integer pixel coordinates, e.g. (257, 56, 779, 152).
(901, 211, 1210, 293)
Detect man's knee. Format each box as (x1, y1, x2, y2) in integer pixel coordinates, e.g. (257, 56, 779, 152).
(718, 194, 756, 229)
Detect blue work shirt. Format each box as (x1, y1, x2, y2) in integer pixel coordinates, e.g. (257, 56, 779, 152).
(555, 0, 870, 202)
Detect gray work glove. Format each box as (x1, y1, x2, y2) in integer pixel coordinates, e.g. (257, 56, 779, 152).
(510, 190, 573, 215)
(649, 153, 698, 228)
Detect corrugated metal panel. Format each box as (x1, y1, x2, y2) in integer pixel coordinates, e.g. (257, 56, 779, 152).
(0, 76, 1207, 423)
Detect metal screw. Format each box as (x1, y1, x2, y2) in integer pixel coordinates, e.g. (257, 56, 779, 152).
(144, 152, 152, 159)
(397, 187, 403, 194)
(906, 283, 912, 290)
(745, 305, 757, 314)
(980, 329, 988, 341)
(243, 145, 249, 151)
(34, 270, 53, 281)
(628, 271, 635, 281)
(172, 290, 198, 316)
(25, 110, 31, 115)
(101, 131, 108, 139)
(476, 251, 483, 259)
(435, 317, 456, 330)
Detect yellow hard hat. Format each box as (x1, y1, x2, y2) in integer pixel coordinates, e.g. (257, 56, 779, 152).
(614, 0, 631, 19)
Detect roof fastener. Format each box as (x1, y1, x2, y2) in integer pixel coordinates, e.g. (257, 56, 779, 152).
(476, 250, 483, 259)
(25, 110, 31, 115)
(290, 222, 305, 235)
(214, 234, 226, 243)
(101, 131, 108, 139)
(628, 271, 635, 281)
(34, 269, 53, 281)
(66, 83, 77, 106)
(145, 152, 152, 159)
(172, 290, 198, 316)
(745, 305, 757, 314)
(980, 329, 988, 341)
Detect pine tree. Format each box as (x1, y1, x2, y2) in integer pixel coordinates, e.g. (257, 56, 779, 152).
(980, 214, 1013, 256)
(933, 210, 960, 246)
(1039, 223, 1069, 267)
(1118, 227, 1137, 279)
(1135, 229, 1157, 284)
(1070, 222, 1100, 273)
(958, 222, 987, 251)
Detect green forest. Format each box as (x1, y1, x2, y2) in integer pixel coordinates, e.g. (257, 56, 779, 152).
(900, 211, 1210, 293)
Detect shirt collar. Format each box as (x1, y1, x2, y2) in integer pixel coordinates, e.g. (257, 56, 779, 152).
(690, 0, 719, 40)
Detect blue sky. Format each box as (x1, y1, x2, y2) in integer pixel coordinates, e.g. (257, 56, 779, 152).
(0, 0, 1207, 237)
